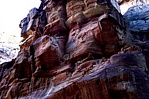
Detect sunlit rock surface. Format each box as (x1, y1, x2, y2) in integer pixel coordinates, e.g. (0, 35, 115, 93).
(119, 0, 149, 14)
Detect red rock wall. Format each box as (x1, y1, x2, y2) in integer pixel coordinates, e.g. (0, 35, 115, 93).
(0, 0, 149, 99)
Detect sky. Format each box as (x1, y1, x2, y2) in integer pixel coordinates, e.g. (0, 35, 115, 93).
(0, 0, 41, 35)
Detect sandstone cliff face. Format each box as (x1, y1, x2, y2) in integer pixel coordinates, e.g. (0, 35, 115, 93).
(0, 0, 149, 99)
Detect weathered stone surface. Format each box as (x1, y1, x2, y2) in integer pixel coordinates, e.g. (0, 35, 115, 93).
(66, 0, 122, 30)
(65, 21, 103, 61)
(124, 4, 149, 41)
(14, 50, 31, 79)
(32, 35, 66, 71)
(0, 0, 149, 99)
(44, 19, 68, 36)
(43, 0, 67, 23)
(7, 52, 147, 99)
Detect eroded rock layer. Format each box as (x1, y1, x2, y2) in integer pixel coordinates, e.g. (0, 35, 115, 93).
(0, 0, 149, 99)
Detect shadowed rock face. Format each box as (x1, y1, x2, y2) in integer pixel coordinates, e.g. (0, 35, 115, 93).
(0, 0, 149, 99)
(124, 4, 149, 41)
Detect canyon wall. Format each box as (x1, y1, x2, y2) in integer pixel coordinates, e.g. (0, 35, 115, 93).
(0, 0, 149, 99)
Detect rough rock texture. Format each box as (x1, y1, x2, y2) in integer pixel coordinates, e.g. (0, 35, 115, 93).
(124, 4, 149, 41)
(0, 0, 149, 99)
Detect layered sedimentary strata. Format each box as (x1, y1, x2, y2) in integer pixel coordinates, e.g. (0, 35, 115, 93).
(0, 0, 149, 99)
